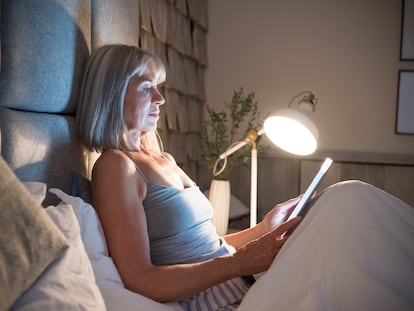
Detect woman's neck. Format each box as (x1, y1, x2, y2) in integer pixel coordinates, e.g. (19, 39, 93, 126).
(122, 129, 144, 151)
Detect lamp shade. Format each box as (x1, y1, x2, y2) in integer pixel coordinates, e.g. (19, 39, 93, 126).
(263, 107, 318, 155)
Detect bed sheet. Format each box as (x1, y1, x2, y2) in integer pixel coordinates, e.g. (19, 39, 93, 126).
(239, 181, 414, 311)
(19, 180, 414, 311)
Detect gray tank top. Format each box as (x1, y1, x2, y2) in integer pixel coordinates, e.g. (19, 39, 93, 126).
(135, 165, 235, 266)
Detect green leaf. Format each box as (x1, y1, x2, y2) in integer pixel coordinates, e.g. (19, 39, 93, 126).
(201, 88, 269, 178)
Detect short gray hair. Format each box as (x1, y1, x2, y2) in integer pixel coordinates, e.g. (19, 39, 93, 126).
(77, 44, 165, 152)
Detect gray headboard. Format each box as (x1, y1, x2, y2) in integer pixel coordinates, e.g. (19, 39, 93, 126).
(0, 0, 141, 205)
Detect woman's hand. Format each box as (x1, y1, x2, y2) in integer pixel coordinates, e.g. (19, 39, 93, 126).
(233, 217, 301, 275)
(224, 196, 303, 250)
(260, 196, 301, 234)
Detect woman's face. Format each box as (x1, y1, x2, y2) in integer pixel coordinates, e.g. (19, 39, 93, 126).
(123, 65, 165, 136)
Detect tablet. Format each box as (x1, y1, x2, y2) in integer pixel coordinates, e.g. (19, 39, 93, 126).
(282, 157, 333, 236)
(288, 157, 333, 220)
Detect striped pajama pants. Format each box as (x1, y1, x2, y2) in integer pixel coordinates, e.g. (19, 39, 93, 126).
(178, 277, 251, 311)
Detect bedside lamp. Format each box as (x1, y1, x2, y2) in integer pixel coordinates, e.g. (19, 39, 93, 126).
(213, 91, 319, 228)
(264, 91, 318, 155)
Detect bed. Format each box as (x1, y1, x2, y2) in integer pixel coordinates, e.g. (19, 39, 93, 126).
(0, 0, 182, 309)
(2, 1, 414, 311)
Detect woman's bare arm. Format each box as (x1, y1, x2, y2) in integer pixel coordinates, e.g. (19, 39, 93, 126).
(92, 150, 299, 302)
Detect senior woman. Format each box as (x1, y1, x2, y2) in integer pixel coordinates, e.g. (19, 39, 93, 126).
(77, 44, 300, 310)
(77, 44, 414, 311)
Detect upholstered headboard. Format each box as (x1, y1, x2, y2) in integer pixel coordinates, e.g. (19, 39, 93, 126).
(0, 0, 91, 206)
(0, 0, 138, 204)
(0, 0, 142, 205)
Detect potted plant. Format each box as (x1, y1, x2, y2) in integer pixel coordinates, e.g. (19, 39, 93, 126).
(201, 87, 267, 234)
(201, 87, 267, 179)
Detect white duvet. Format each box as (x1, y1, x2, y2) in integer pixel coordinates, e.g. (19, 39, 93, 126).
(17, 180, 414, 311)
(239, 181, 414, 311)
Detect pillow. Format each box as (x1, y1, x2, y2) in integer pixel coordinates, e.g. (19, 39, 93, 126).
(49, 188, 182, 311)
(23, 182, 47, 205)
(11, 202, 106, 310)
(0, 157, 68, 311)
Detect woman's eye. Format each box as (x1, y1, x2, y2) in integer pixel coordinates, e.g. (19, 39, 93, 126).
(139, 85, 151, 94)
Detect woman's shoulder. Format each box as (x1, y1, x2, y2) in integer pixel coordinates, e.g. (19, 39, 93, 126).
(96, 149, 129, 163)
(93, 149, 135, 175)
(92, 149, 147, 199)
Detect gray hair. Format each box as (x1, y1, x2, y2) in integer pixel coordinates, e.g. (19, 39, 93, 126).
(77, 44, 165, 152)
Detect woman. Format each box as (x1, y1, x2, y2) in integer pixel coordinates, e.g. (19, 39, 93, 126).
(77, 45, 414, 311)
(77, 44, 300, 309)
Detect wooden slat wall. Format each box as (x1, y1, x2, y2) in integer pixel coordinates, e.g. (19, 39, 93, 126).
(139, 0, 207, 179)
(227, 157, 414, 224)
(300, 160, 414, 208)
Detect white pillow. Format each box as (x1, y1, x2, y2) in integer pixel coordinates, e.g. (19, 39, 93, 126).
(49, 188, 182, 311)
(23, 182, 47, 205)
(11, 201, 106, 310)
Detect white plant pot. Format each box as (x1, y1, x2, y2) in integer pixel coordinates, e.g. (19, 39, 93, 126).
(208, 179, 231, 235)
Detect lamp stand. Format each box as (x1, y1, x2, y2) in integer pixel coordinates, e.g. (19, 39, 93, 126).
(246, 130, 258, 227)
(250, 147, 257, 227)
(215, 129, 262, 229)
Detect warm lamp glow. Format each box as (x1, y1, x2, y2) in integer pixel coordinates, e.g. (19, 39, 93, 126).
(264, 108, 318, 155)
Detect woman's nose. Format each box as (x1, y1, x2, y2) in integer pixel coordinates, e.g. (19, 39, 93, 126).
(153, 89, 165, 105)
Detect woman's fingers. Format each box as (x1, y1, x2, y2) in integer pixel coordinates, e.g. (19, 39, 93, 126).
(276, 196, 301, 212)
(237, 217, 302, 275)
(264, 197, 301, 229)
(274, 217, 302, 240)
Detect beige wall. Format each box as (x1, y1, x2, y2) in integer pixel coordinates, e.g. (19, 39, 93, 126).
(206, 0, 414, 164)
